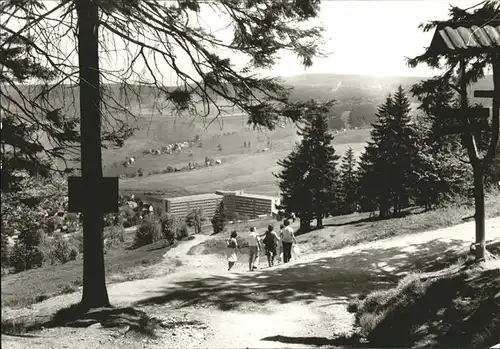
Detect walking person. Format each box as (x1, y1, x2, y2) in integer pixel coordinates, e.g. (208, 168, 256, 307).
(277, 224, 285, 263)
(280, 219, 296, 263)
(262, 224, 280, 267)
(226, 231, 238, 271)
(247, 227, 261, 271)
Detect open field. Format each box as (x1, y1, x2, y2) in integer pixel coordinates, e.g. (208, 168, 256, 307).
(117, 126, 371, 196)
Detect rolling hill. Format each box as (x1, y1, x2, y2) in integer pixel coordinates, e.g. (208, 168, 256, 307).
(3, 73, 494, 200)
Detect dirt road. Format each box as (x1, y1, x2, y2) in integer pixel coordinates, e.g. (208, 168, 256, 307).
(2, 217, 500, 349)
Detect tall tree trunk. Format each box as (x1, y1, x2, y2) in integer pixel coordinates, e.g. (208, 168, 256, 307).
(316, 214, 323, 229)
(76, 0, 110, 309)
(473, 165, 486, 261)
(300, 218, 311, 232)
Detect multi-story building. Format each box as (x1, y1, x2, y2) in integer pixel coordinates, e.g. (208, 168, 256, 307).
(222, 192, 280, 218)
(164, 193, 223, 218)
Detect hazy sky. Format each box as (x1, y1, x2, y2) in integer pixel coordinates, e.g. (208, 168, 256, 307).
(5, 0, 484, 82)
(261, 0, 481, 77)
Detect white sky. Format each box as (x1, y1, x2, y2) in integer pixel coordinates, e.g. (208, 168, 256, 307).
(3, 0, 484, 81)
(264, 0, 481, 77)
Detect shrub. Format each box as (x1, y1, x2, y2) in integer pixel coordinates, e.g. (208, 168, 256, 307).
(240, 214, 250, 223)
(211, 201, 226, 234)
(121, 206, 141, 227)
(178, 224, 189, 240)
(103, 226, 125, 250)
(185, 209, 206, 234)
(9, 241, 43, 273)
(42, 234, 79, 266)
(160, 213, 179, 243)
(1, 231, 10, 268)
(73, 232, 84, 253)
(134, 218, 160, 247)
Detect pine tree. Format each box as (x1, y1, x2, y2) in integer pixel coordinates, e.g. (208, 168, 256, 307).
(275, 100, 340, 230)
(211, 201, 226, 234)
(339, 147, 358, 214)
(275, 143, 314, 231)
(411, 81, 472, 209)
(358, 87, 422, 217)
(358, 95, 394, 218)
(387, 86, 421, 215)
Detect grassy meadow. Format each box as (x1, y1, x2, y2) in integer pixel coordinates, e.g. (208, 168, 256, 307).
(112, 110, 371, 197)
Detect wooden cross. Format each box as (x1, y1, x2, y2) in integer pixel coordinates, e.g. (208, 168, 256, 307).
(438, 106, 490, 136)
(68, 176, 119, 214)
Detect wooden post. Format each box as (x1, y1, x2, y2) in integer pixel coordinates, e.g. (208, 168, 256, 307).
(74, 0, 115, 309)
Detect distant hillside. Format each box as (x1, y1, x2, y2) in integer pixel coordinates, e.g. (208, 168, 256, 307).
(279, 73, 494, 105)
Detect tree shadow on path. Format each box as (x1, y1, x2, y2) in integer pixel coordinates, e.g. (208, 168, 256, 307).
(134, 237, 489, 311)
(2, 304, 159, 337)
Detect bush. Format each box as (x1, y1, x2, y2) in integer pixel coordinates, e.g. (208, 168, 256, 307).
(9, 241, 43, 273)
(73, 232, 84, 253)
(134, 218, 160, 247)
(211, 201, 226, 234)
(1, 231, 10, 268)
(160, 213, 179, 243)
(41, 235, 79, 266)
(240, 214, 250, 223)
(185, 209, 206, 234)
(178, 224, 189, 240)
(121, 206, 141, 227)
(104, 226, 125, 250)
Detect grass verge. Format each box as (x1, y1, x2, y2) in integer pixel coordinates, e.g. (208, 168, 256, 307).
(1, 239, 178, 309)
(347, 244, 500, 348)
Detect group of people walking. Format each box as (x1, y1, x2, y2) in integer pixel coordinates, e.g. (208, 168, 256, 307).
(226, 219, 297, 271)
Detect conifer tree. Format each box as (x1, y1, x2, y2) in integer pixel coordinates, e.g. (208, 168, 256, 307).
(411, 80, 472, 208)
(275, 100, 340, 230)
(339, 147, 358, 214)
(211, 201, 226, 234)
(358, 86, 422, 217)
(357, 95, 394, 218)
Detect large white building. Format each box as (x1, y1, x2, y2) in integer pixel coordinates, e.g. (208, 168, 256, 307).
(163, 193, 223, 218)
(163, 190, 281, 220)
(222, 191, 280, 218)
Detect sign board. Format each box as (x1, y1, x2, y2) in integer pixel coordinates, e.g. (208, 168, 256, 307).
(438, 107, 490, 136)
(473, 90, 495, 99)
(68, 176, 119, 213)
(439, 123, 483, 136)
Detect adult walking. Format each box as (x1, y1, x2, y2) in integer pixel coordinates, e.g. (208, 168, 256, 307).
(262, 224, 280, 267)
(247, 227, 261, 271)
(226, 231, 238, 271)
(280, 219, 296, 263)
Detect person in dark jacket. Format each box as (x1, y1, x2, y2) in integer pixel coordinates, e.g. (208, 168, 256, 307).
(262, 224, 280, 267)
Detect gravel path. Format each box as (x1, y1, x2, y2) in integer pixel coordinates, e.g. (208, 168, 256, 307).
(2, 217, 500, 349)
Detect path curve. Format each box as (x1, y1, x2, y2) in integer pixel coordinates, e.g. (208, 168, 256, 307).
(2, 217, 500, 349)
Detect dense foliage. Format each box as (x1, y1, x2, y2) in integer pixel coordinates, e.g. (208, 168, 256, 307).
(276, 100, 340, 231)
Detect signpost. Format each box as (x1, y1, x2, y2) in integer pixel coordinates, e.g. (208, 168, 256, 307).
(68, 176, 119, 214)
(438, 106, 490, 136)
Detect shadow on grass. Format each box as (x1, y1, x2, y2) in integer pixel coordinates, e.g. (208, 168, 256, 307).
(357, 263, 500, 348)
(1, 304, 160, 338)
(134, 236, 496, 311)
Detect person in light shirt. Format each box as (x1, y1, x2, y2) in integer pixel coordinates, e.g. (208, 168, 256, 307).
(280, 219, 296, 263)
(247, 227, 261, 271)
(226, 231, 238, 271)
